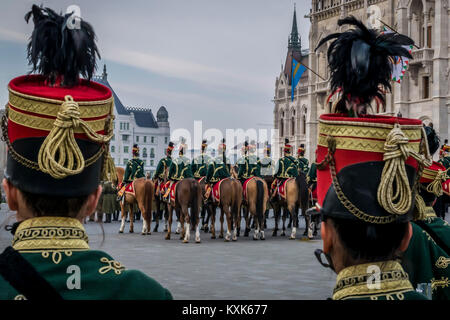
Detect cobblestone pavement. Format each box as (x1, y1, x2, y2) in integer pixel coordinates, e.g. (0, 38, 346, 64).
(0, 204, 338, 299)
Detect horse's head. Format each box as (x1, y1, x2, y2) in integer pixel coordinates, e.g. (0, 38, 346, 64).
(115, 166, 125, 186)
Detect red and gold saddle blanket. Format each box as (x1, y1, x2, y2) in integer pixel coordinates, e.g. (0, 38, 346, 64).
(242, 177, 255, 202)
(166, 181, 179, 204)
(277, 178, 293, 200)
(212, 178, 228, 203)
(118, 181, 135, 198)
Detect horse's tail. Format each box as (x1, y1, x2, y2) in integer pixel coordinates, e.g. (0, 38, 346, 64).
(256, 179, 264, 226)
(145, 180, 153, 218)
(231, 181, 239, 218)
(296, 172, 309, 210)
(190, 180, 199, 227)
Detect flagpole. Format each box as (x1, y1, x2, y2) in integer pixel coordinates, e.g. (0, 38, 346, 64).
(378, 19, 420, 49)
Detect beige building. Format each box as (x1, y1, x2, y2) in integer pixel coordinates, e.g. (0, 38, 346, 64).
(274, 0, 449, 162)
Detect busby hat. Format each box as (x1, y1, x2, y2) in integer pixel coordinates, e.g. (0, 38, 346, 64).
(264, 142, 271, 156)
(218, 138, 226, 153)
(166, 141, 175, 155)
(3, 5, 116, 197)
(297, 144, 306, 156)
(283, 138, 292, 154)
(315, 17, 431, 224)
(132, 144, 139, 157)
(201, 139, 208, 151)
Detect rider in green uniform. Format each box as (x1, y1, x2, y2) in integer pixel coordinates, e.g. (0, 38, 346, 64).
(205, 139, 231, 200)
(237, 141, 261, 184)
(296, 144, 309, 174)
(0, 5, 172, 300)
(192, 139, 211, 180)
(153, 142, 174, 181)
(118, 144, 145, 200)
(164, 140, 194, 201)
(259, 144, 275, 177)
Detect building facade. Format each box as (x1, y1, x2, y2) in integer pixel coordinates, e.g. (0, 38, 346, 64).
(94, 65, 170, 176)
(274, 0, 449, 162)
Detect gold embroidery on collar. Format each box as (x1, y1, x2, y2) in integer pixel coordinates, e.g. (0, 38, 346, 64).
(14, 294, 27, 300)
(333, 261, 413, 300)
(431, 277, 450, 291)
(99, 257, 126, 275)
(436, 257, 450, 269)
(12, 217, 89, 253)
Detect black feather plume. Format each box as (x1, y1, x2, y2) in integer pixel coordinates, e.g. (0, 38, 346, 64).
(315, 16, 415, 116)
(424, 124, 440, 156)
(25, 4, 100, 86)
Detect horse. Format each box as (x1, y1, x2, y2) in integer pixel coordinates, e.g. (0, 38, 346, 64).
(272, 172, 310, 239)
(153, 173, 171, 232)
(116, 167, 154, 235)
(241, 177, 269, 240)
(203, 178, 242, 241)
(164, 177, 202, 243)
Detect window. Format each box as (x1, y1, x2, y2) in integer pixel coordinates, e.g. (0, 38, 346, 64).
(150, 148, 155, 158)
(302, 115, 306, 135)
(164, 137, 168, 144)
(123, 159, 128, 165)
(144, 136, 147, 143)
(422, 76, 430, 99)
(120, 122, 123, 130)
(136, 136, 139, 142)
(427, 26, 432, 48)
(280, 120, 284, 137)
(122, 135, 129, 141)
(150, 160, 154, 166)
(143, 148, 147, 157)
(111, 146, 115, 153)
(151, 136, 155, 143)
(112, 134, 115, 141)
(291, 117, 295, 136)
(124, 146, 129, 153)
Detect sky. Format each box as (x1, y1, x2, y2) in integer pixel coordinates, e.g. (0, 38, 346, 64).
(0, 0, 311, 136)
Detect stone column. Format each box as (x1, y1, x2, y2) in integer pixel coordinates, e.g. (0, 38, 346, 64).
(432, 0, 449, 141)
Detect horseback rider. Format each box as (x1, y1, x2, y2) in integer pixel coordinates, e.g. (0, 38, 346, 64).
(438, 139, 450, 174)
(315, 16, 428, 300)
(153, 141, 175, 198)
(237, 141, 261, 184)
(0, 4, 172, 300)
(117, 144, 145, 201)
(192, 139, 211, 180)
(401, 124, 450, 300)
(296, 144, 309, 174)
(205, 139, 231, 201)
(259, 143, 275, 177)
(271, 139, 298, 198)
(163, 139, 194, 202)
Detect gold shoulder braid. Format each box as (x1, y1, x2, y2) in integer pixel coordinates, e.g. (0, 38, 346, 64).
(321, 122, 431, 224)
(3, 90, 117, 182)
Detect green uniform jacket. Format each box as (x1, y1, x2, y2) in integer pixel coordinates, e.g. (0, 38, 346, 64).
(237, 155, 261, 180)
(102, 181, 116, 214)
(332, 261, 428, 300)
(275, 156, 298, 179)
(0, 217, 172, 300)
(124, 158, 145, 183)
(207, 156, 231, 184)
(191, 153, 211, 178)
(402, 210, 450, 300)
(296, 157, 309, 174)
(153, 156, 173, 180)
(259, 156, 275, 177)
(307, 163, 317, 184)
(438, 156, 450, 175)
(168, 156, 194, 181)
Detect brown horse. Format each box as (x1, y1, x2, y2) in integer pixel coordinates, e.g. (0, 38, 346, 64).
(272, 172, 310, 239)
(116, 167, 154, 235)
(242, 177, 269, 240)
(202, 178, 242, 241)
(165, 178, 202, 243)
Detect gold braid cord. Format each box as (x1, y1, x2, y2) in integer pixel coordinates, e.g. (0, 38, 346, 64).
(377, 124, 432, 216)
(426, 170, 448, 197)
(38, 96, 113, 179)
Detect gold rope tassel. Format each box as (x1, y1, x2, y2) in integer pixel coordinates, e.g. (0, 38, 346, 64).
(102, 150, 118, 183)
(377, 123, 432, 216)
(38, 95, 113, 179)
(414, 193, 427, 221)
(426, 170, 447, 197)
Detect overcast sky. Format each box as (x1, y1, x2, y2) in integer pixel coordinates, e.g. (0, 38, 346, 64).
(0, 0, 311, 135)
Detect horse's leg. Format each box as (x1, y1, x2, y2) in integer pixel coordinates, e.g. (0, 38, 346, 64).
(281, 206, 287, 237)
(179, 207, 185, 240)
(165, 205, 173, 240)
(182, 204, 190, 243)
(219, 208, 225, 239)
(153, 197, 159, 233)
(244, 205, 251, 237)
(289, 203, 297, 240)
(164, 202, 169, 232)
(139, 199, 150, 236)
(204, 205, 211, 233)
(224, 205, 232, 242)
(272, 203, 279, 236)
(119, 202, 126, 233)
(175, 207, 182, 234)
(129, 202, 134, 233)
(210, 205, 217, 239)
